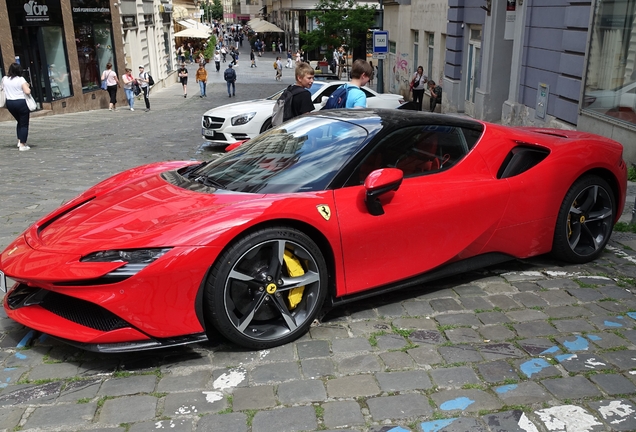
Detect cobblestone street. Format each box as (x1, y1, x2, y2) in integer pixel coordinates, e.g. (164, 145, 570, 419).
(1, 48, 636, 432)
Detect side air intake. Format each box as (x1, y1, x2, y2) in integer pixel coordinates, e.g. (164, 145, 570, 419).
(497, 146, 550, 179)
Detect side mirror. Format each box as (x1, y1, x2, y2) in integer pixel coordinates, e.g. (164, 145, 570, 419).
(320, 96, 328, 106)
(364, 168, 403, 216)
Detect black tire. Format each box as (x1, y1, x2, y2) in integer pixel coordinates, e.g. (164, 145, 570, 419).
(552, 175, 615, 263)
(260, 118, 273, 133)
(205, 226, 327, 349)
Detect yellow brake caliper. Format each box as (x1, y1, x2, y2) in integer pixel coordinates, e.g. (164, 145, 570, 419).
(283, 250, 305, 309)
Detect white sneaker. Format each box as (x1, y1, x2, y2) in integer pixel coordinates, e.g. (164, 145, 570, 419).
(130, 107, 134, 111)
(18, 144, 30, 151)
(17, 141, 20, 148)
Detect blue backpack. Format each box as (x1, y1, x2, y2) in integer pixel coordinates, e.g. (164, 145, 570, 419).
(322, 85, 349, 109)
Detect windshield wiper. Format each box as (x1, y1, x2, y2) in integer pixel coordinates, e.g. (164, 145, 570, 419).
(194, 175, 224, 189)
(180, 161, 209, 179)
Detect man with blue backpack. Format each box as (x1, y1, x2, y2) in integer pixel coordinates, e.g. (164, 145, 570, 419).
(323, 59, 373, 109)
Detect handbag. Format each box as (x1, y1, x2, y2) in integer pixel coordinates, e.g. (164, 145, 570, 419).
(0, 79, 5, 108)
(101, 79, 108, 90)
(25, 94, 37, 111)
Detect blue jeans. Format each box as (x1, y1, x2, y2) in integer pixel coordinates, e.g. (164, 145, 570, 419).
(124, 88, 134, 108)
(199, 81, 207, 96)
(226, 81, 235, 96)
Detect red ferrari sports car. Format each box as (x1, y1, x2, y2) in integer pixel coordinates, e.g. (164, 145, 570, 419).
(0, 110, 627, 352)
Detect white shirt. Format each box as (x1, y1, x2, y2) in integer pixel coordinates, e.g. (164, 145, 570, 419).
(411, 72, 427, 91)
(2, 76, 27, 100)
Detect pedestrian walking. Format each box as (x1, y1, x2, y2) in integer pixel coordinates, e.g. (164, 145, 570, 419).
(275, 57, 282, 81)
(221, 46, 227, 62)
(101, 62, 120, 112)
(285, 50, 293, 68)
(178, 63, 188, 98)
(188, 43, 194, 63)
(196, 63, 208, 98)
(177, 44, 186, 64)
(121, 68, 137, 111)
(410, 66, 428, 111)
(224, 63, 236, 97)
(138, 65, 151, 112)
(198, 52, 205, 66)
(2, 63, 32, 151)
(250, 49, 256, 68)
(214, 50, 221, 72)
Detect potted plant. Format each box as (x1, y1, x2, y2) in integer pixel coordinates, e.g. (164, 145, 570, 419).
(204, 35, 217, 62)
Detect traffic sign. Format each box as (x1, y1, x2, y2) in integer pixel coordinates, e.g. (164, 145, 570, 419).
(373, 31, 388, 54)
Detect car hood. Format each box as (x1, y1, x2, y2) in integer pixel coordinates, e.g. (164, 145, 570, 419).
(25, 173, 264, 254)
(203, 99, 275, 117)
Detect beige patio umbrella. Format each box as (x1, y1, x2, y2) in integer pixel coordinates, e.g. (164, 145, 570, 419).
(250, 20, 284, 33)
(174, 27, 212, 39)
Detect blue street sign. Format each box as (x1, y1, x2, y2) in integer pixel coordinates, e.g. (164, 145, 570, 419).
(373, 31, 388, 54)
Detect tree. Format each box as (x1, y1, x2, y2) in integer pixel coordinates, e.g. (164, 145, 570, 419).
(203, 0, 223, 22)
(303, 0, 376, 61)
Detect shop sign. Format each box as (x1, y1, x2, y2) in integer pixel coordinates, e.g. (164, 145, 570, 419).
(122, 15, 137, 29)
(16, 0, 64, 26)
(160, 4, 173, 13)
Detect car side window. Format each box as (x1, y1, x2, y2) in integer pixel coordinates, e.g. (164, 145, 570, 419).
(346, 125, 471, 186)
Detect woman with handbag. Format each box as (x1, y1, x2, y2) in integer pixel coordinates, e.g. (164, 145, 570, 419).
(121, 68, 137, 111)
(101, 62, 120, 111)
(410, 66, 428, 111)
(2, 63, 32, 151)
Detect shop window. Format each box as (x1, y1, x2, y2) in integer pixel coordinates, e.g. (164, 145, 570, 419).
(71, 0, 115, 92)
(43, 27, 72, 100)
(583, 0, 636, 125)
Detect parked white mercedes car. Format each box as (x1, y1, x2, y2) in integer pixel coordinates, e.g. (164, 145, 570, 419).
(201, 81, 406, 147)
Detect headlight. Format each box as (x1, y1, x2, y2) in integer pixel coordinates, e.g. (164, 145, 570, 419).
(79, 248, 172, 281)
(231, 112, 256, 126)
(81, 248, 171, 263)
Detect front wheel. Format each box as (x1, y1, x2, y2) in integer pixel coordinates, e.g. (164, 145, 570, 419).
(552, 175, 615, 263)
(260, 118, 272, 133)
(205, 227, 328, 349)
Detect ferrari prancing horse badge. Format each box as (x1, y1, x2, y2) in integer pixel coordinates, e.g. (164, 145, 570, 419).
(316, 205, 331, 221)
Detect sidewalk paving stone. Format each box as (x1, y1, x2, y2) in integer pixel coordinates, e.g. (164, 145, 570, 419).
(367, 393, 432, 420)
(322, 400, 365, 428)
(99, 395, 157, 424)
(541, 376, 602, 399)
(513, 321, 556, 338)
(163, 390, 227, 416)
(588, 399, 636, 431)
(251, 362, 301, 384)
(326, 375, 380, 398)
(430, 366, 480, 388)
(379, 351, 415, 370)
(24, 401, 98, 430)
(477, 360, 520, 383)
(590, 373, 636, 395)
(297, 340, 330, 359)
(251, 406, 317, 432)
(129, 418, 193, 432)
(300, 358, 335, 378)
(375, 334, 408, 350)
(332, 337, 372, 353)
(435, 313, 481, 327)
(276, 379, 326, 404)
(97, 375, 156, 397)
(438, 345, 483, 363)
(494, 381, 551, 405)
(197, 412, 247, 432)
(0, 406, 24, 430)
(337, 354, 383, 374)
(232, 385, 276, 411)
(375, 370, 433, 392)
(478, 325, 516, 341)
(57, 378, 101, 402)
(392, 317, 437, 330)
(157, 370, 212, 392)
(482, 410, 536, 432)
(431, 389, 503, 412)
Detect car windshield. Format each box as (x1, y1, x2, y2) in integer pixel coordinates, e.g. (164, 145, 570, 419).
(267, 82, 327, 100)
(192, 116, 368, 193)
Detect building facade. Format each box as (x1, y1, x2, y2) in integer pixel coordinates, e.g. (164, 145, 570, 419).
(0, 0, 175, 122)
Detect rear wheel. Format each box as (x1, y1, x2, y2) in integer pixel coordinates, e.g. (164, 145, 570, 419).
(552, 175, 615, 263)
(205, 226, 327, 349)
